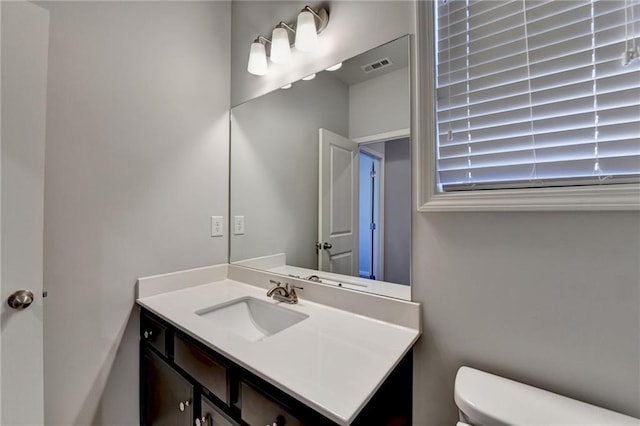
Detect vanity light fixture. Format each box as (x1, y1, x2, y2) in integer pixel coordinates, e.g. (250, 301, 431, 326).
(270, 23, 294, 64)
(247, 37, 269, 76)
(246, 6, 329, 76)
(326, 62, 343, 71)
(295, 7, 324, 52)
(302, 74, 316, 81)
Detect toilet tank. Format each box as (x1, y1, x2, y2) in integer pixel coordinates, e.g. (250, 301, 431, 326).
(455, 367, 640, 426)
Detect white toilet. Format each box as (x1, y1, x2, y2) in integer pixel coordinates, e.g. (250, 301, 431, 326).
(454, 366, 640, 426)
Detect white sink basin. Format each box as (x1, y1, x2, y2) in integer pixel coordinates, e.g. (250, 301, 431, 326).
(196, 297, 309, 342)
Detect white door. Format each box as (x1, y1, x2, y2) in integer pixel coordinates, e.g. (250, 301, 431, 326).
(1, 1, 49, 424)
(318, 129, 359, 276)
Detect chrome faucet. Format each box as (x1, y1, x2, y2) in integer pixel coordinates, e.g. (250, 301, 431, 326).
(266, 280, 303, 304)
(266, 280, 288, 297)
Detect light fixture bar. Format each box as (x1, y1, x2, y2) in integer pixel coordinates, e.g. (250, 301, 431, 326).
(278, 21, 295, 34)
(256, 35, 271, 45)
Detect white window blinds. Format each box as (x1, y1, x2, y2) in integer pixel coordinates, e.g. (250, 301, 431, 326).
(435, 0, 640, 191)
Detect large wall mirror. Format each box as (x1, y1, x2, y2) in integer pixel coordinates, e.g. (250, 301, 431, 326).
(230, 36, 411, 300)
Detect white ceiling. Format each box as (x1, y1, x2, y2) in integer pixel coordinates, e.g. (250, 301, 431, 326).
(330, 36, 409, 86)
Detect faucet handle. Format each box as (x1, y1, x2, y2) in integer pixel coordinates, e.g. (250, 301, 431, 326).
(269, 279, 282, 286)
(286, 283, 303, 292)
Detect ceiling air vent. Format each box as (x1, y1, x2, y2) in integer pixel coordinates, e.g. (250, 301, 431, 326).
(361, 57, 393, 74)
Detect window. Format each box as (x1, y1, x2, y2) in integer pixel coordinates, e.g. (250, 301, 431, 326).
(417, 0, 640, 210)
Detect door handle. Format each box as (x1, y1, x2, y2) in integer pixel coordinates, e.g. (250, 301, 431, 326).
(7, 290, 34, 310)
(323, 242, 332, 250)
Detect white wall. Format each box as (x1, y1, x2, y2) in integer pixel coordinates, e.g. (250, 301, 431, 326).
(232, 0, 640, 423)
(41, 2, 230, 424)
(230, 73, 349, 268)
(349, 67, 410, 141)
(231, 1, 414, 106)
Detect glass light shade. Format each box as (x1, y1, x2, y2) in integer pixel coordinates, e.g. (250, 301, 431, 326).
(302, 73, 316, 81)
(326, 62, 343, 71)
(270, 27, 292, 64)
(281, 83, 292, 89)
(247, 42, 268, 76)
(295, 11, 319, 52)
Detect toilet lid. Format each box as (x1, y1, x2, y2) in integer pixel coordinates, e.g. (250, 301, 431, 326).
(455, 367, 640, 426)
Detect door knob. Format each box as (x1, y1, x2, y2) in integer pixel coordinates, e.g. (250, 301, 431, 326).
(7, 290, 34, 310)
(323, 242, 332, 250)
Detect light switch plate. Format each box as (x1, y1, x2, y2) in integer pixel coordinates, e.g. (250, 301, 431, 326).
(211, 216, 224, 237)
(234, 216, 245, 235)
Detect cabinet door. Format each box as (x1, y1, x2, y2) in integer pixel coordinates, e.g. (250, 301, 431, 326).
(142, 347, 193, 426)
(240, 381, 303, 426)
(196, 395, 239, 426)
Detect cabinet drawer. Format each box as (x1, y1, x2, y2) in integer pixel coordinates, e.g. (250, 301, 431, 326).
(240, 381, 303, 426)
(174, 334, 229, 404)
(198, 395, 239, 426)
(141, 313, 167, 356)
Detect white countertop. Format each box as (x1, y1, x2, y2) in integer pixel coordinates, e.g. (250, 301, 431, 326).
(137, 278, 420, 425)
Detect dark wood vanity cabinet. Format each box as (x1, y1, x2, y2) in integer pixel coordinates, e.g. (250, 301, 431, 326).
(140, 308, 411, 426)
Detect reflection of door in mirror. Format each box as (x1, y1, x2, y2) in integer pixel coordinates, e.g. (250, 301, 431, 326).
(318, 129, 359, 276)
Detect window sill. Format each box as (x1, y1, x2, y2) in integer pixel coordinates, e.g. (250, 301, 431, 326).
(417, 184, 640, 212)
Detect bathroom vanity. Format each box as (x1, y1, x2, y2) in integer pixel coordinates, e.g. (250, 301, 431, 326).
(137, 265, 420, 426)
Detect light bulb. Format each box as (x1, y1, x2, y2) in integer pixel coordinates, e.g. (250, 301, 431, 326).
(270, 27, 292, 64)
(295, 10, 319, 52)
(302, 74, 316, 81)
(281, 83, 292, 89)
(326, 62, 343, 71)
(247, 41, 268, 76)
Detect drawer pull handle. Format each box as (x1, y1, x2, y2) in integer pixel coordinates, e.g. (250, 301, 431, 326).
(195, 415, 209, 426)
(143, 330, 153, 339)
(269, 415, 286, 426)
(178, 400, 190, 412)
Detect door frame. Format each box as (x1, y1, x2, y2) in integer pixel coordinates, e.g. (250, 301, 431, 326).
(358, 145, 385, 281)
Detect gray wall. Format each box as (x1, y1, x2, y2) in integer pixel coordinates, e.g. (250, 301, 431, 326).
(230, 73, 349, 268)
(231, 0, 640, 422)
(41, 2, 230, 424)
(383, 138, 411, 285)
(412, 212, 640, 422)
